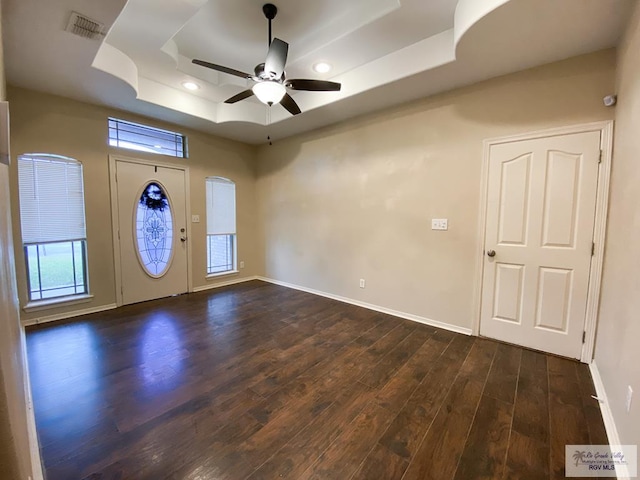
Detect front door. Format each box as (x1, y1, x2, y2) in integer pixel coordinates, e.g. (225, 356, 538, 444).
(480, 131, 600, 359)
(114, 160, 188, 305)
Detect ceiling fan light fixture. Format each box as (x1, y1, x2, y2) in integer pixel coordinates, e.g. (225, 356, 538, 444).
(253, 81, 286, 105)
(313, 62, 332, 73)
(192, 4, 340, 116)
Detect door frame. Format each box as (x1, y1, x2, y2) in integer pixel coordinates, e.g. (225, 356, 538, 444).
(472, 121, 614, 363)
(108, 155, 193, 307)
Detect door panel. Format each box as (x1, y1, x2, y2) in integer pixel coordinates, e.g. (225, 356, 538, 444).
(480, 131, 600, 359)
(115, 160, 188, 305)
(535, 267, 572, 332)
(497, 153, 531, 246)
(493, 263, 524, 324)
(542, 150, 581, 248)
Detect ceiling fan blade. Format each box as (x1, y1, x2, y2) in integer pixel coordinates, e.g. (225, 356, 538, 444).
(224, 89, 255, 104)
(285, 79, 341, 92)
(264, 38, 288, 79)
(280, 93, 301, 115)
(192, 59, 252, 79)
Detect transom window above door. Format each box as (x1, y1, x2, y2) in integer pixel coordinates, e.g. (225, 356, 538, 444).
(108, 117, 187, 158)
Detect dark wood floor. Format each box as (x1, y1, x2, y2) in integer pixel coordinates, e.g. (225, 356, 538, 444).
(26, 280, 607, 480)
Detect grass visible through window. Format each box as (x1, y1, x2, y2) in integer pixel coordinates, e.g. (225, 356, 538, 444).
(26, 241, 87, 301)
(207, 234, 234, 274)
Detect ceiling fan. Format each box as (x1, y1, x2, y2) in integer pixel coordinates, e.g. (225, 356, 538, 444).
(192, 3, 341, 116)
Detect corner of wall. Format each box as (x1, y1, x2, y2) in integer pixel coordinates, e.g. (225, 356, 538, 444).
(592, 0, 640, 452)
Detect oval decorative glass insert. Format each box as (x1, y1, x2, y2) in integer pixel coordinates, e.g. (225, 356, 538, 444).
(135, 182, 174, 277)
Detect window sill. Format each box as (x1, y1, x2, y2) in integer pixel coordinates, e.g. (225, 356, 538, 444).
(206, 270, 239, 280)
(23, 294, 94, 313)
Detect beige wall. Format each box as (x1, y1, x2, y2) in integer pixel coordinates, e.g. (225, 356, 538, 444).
(7, 87, 260, 323)
(595, 2, 640, 447)
(0, 1, 37, 477)
(256, 50, 616, 331)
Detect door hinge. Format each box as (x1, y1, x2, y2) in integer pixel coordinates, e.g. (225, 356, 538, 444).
(592, 242, 595, 256)
(583, 331, 587, 344)
(599, 150, 603, 164)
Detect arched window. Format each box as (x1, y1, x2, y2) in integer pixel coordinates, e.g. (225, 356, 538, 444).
(17, 154, 88, 301)
(205, 177, 236, 275)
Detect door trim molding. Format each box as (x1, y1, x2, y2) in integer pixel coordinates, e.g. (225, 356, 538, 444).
(108, 155, 192, 307)
(472, 121, 614, 363)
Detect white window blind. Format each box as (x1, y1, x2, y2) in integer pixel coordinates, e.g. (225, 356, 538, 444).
(18, 154, 87, 244)
(206, 177, 236, 235)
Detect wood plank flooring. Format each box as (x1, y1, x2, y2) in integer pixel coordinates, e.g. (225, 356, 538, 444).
(26, 280, 608, 480)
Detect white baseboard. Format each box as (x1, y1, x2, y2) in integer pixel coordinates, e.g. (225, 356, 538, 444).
(21, 303, 118, 327)
(589, 361, 630, 480)
(23, 276, 261, 325)
(257, 276, 473, 336)
(192, 275, 258, 293)
(22, 275, 469, 332)
(20, 329, 44, 480)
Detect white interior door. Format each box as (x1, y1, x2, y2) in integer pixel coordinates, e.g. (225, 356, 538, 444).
(480, 131, 601, 359)
(115, 160, 188, 305)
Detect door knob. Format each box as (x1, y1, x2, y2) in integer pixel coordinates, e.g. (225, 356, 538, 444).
(487, 250, 496, 257)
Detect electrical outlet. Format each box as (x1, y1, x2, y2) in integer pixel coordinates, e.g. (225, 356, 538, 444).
(431, 218, 448, 230)
(191, 214, 200, 223)
(359, 279, 365, 289)
(240, 261, 245, 269)
(627, 386, 633, 413)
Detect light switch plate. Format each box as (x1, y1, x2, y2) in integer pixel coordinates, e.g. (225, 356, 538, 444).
(192, 215, 200, 223)
(431, 219, 448, 230)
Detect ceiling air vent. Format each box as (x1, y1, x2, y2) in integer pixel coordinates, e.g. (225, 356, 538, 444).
(65, 12, 104, 40)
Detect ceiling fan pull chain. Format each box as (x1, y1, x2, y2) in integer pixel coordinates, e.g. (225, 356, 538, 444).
(267, 105, 273, 145)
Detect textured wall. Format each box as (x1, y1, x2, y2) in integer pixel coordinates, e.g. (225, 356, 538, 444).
(0, 0, 36, 477)
(595, 1, 640, 447)
(256, 50, 615, 331)
(7, 87, 260, 323)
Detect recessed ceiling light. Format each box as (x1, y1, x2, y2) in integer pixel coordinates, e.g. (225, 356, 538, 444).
(313, 62, 331, 74)
(182, 81, 200, 91)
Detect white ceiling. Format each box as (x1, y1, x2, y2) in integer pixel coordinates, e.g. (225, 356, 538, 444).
(2, 0, 634, 145)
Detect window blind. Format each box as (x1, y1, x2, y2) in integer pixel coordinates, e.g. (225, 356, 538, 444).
(18, 155, 87, 244)
(206, 177, 236, 235)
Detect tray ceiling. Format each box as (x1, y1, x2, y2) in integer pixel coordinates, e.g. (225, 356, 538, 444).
(2, 0, 634, 144)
